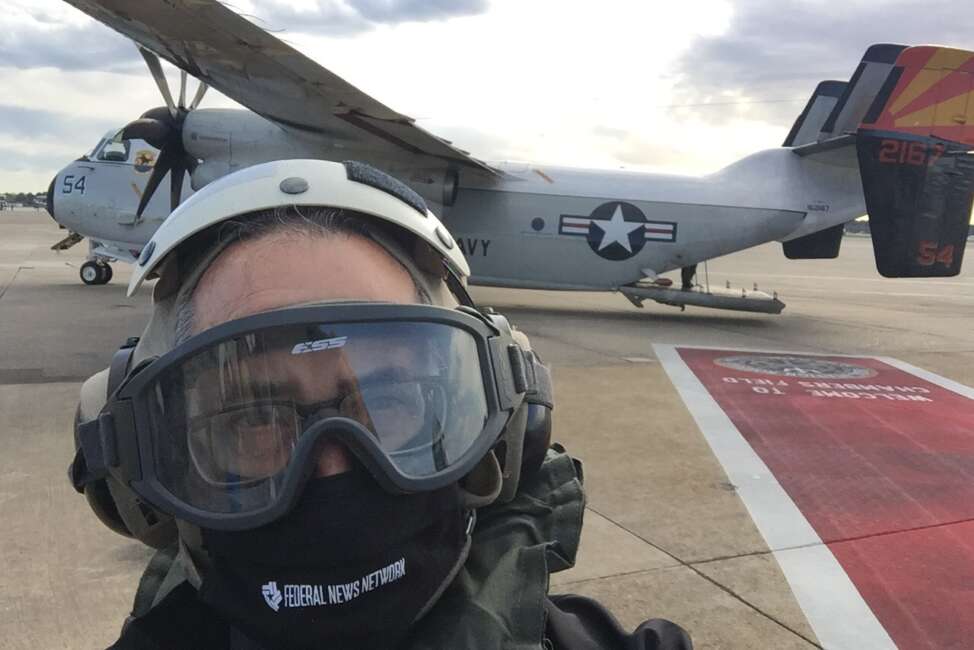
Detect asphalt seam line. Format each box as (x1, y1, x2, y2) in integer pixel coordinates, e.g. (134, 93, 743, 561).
(587, 505, 823, 649)
(0, 266, 23, 302)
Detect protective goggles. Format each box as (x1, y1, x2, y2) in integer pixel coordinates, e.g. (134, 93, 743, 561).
(75, 303, 544, 531)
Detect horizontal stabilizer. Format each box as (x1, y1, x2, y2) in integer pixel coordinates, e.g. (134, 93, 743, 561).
(791, 133, 857, 157)
(784, 81, 846, 147)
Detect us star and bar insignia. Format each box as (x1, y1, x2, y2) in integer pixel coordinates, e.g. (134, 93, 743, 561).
(559, 201, 676, 261)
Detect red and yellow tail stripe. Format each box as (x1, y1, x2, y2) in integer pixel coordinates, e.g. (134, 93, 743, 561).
(863, 46, 974, 147)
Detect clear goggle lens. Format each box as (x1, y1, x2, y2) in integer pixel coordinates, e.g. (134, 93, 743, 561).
(144, 321, 488, 514)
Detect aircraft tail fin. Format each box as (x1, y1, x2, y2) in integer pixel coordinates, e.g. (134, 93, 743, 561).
(783, 81, 847, 147)
(856, 45, 974, 277)
(818, 44, 907, 140)
(786, 45, 906, 156)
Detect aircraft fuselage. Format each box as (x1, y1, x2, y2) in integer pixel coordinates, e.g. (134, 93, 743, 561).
(48, 109, 865, 292)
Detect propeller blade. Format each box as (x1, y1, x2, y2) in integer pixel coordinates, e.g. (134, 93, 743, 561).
(136, 146, 176, 217)
(170, 158, 185, 213)
(189, 81, 209, 111)
(120, 118, 171, 149)
(138, 46, 177, 120)
(178, 70, 187, 109)
(140, 106, 173, 122)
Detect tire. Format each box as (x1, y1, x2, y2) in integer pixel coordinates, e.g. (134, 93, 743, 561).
(80, 261, 101, 285)
(99, 264, 113, 284)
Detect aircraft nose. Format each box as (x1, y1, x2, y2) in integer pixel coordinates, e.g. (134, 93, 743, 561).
(45, 175, 56, 221)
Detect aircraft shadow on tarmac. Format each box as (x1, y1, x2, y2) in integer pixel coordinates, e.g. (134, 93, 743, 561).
(489, 303, 779, 330)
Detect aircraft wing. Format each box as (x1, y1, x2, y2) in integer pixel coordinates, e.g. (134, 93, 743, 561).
(62, 0, 500, 175)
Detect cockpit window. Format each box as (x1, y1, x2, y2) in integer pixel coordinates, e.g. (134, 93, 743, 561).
(86, 138, 106, 160)
(97, 139, 130, 162)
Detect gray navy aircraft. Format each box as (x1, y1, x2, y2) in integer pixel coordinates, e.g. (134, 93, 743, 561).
(46, 1, 974, 314)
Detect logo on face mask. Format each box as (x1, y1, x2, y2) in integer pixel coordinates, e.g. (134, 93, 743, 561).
(291, 336, 348, 355)
(261, 581, 283, 612)
(259, 558, 407, 612)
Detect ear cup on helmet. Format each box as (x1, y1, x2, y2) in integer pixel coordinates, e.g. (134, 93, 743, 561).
(493, 398, 553, 503)
(484, 318, 555, 503)
(106, 477, 178, 550)
(73, 343, 179, 550)
(80, 477, 178, 550)
(83, 477, 134, 539)
(74, 404, 178, 550)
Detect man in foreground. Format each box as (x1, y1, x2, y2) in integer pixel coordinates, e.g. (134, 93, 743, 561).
(71, 159, 692, 649)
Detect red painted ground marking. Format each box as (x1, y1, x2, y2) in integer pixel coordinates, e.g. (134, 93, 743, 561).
(677, 348, 974, 650)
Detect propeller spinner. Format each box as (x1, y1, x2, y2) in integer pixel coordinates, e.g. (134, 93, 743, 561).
(119, 47, 208, 217)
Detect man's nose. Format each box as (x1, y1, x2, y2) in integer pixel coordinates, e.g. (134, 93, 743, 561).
(313, 439, 353, 477)
(303, 404, 355, 477)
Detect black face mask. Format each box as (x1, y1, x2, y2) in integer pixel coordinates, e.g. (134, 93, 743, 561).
(198, 471, 471, 650)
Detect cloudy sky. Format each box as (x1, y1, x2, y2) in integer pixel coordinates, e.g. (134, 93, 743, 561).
(0, 0, 971, 191)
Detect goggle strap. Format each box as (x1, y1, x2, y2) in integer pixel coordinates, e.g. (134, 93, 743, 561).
(71, 414, 117, 491)
(505, 345, 553, 409)
(444, 267, 476, 307)
(507, 345, 530, 395)
(524, 351, 553, 410)
(107, 337, 140, 398)
(495, 404, 529, 504)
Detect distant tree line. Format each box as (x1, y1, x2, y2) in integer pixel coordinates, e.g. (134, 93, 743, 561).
(845, 219, 974, 237)
(1, 192, 46, 206)
(843, 221, 871, 235)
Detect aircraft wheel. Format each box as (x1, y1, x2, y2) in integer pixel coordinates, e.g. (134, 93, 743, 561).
(80, 261, 101, 285)
(80, 261, 112, 285)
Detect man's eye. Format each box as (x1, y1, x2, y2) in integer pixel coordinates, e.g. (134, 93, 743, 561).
(229, 407, 274, 428)
(365, 386, 422, 415)
(370, 395, 407, 412)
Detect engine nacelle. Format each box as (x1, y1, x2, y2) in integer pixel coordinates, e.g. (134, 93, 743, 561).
(191, 161, 233, 191)
(391, 167, 460, 208)
(184, 108, 324, 190)
(183, 108, 462, 210)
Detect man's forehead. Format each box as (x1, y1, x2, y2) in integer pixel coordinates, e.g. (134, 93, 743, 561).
(192, 232, 421, 333)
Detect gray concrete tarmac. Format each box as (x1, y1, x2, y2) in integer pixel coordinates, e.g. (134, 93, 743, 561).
(1, 208, 971, 648)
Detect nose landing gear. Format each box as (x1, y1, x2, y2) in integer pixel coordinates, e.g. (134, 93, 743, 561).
(80, 260, 113, 285)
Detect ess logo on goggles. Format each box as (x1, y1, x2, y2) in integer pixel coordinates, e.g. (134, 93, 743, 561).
(72, 303, 547, 531)
(291, 336, 348, 355)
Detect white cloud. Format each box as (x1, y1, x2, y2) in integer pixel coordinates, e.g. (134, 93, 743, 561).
(279, 0, 736, 170)
(7, 0, 956, 190)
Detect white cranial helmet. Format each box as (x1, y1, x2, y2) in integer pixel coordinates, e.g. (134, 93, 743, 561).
(128, 158, 470, 297)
